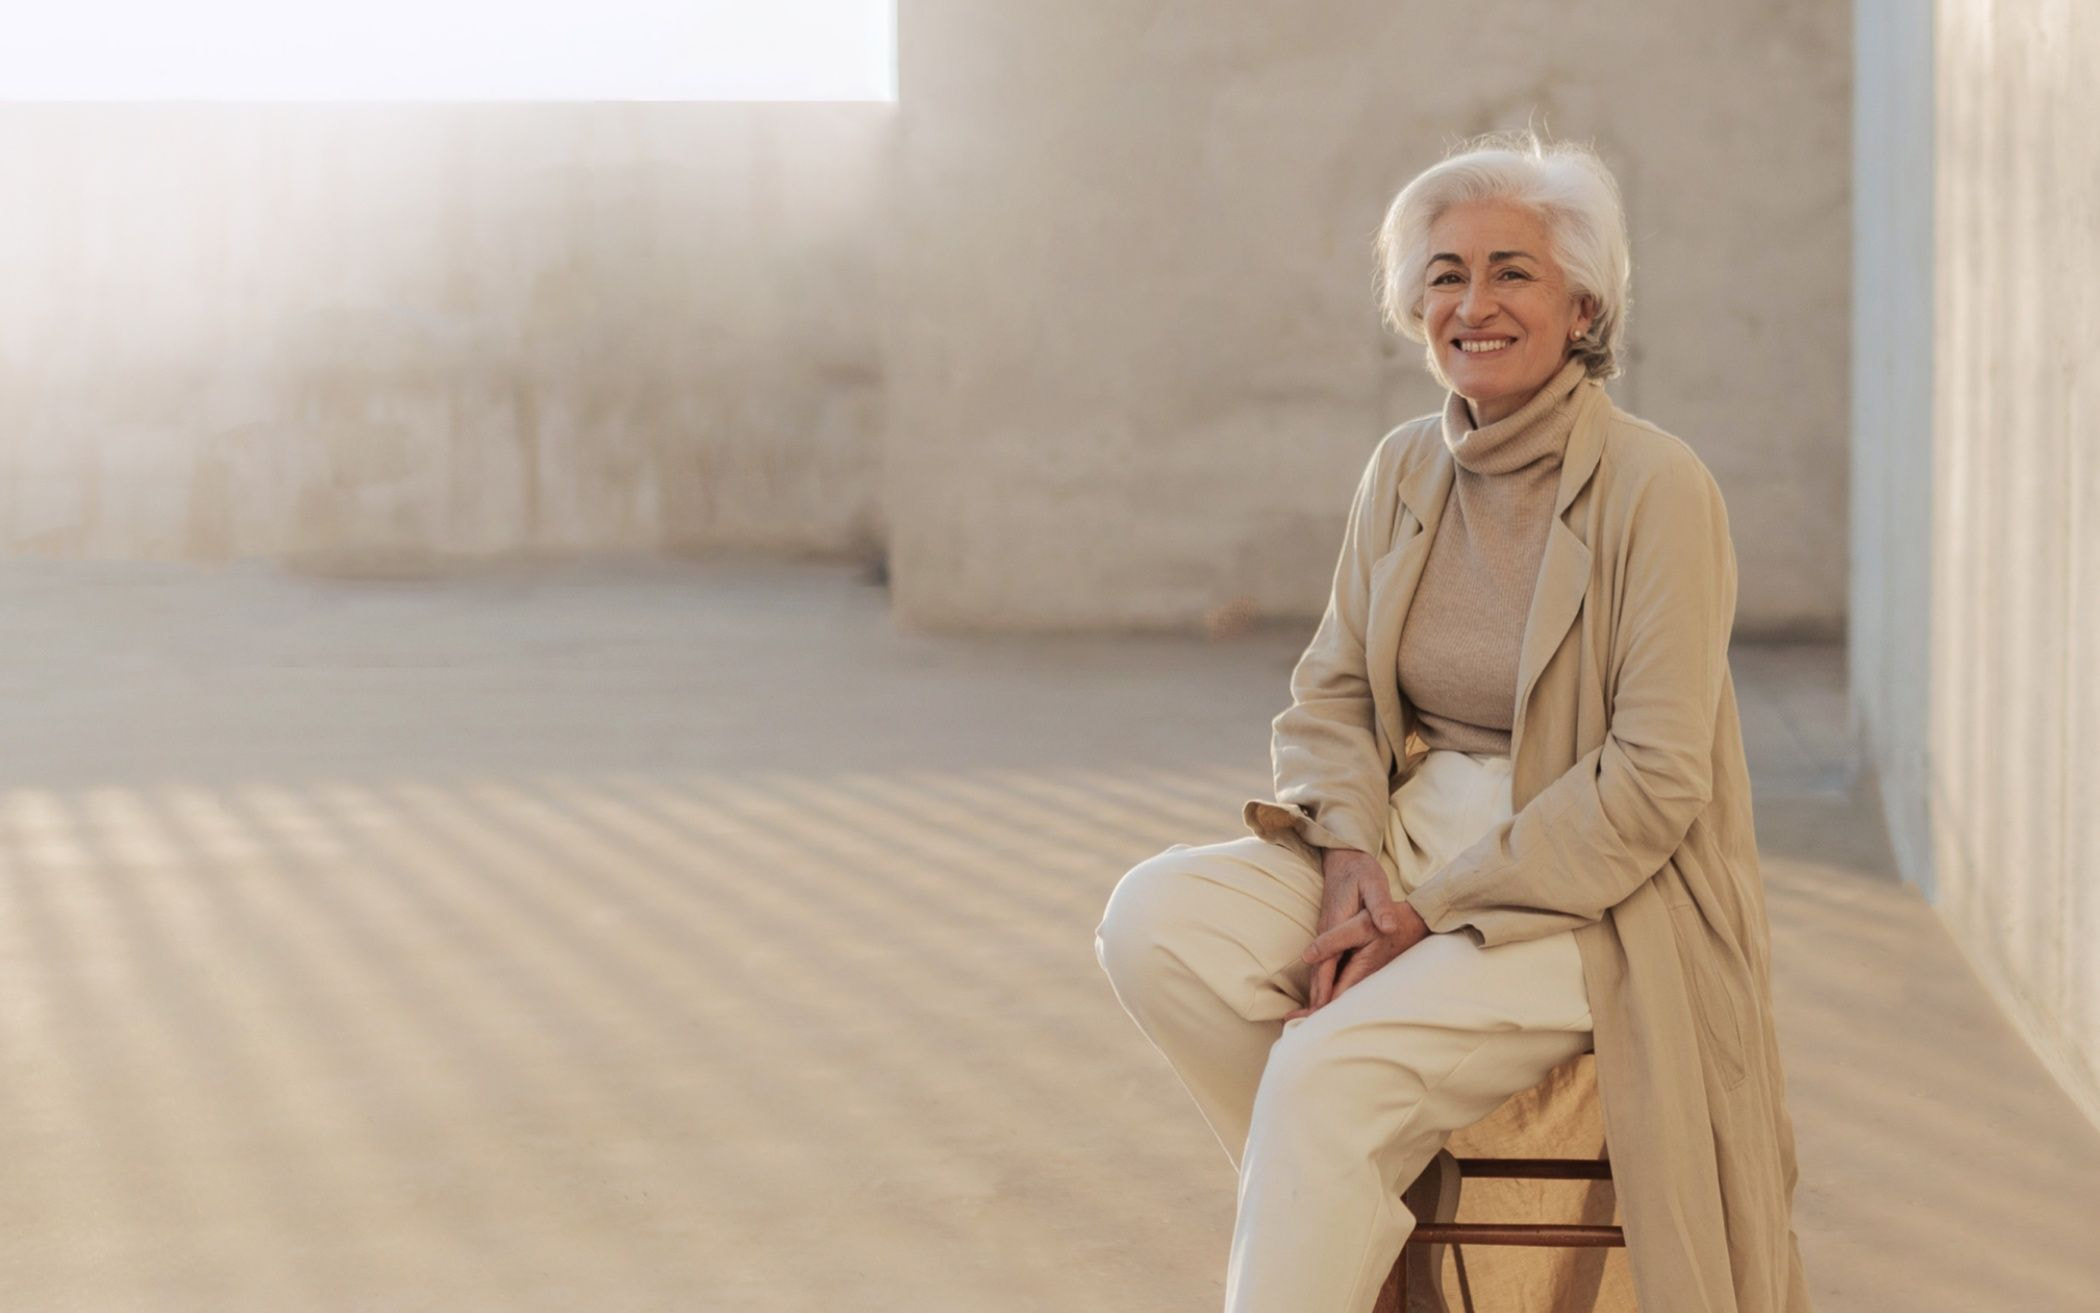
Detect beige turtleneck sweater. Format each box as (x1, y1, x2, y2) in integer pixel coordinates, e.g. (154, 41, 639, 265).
(1396, 355, 1590, 758)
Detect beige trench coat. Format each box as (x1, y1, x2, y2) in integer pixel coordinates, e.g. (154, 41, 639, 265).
(1243, 377, 1813, 1313)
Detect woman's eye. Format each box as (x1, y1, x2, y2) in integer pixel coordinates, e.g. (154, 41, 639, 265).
(1431, 269, 1526, 286)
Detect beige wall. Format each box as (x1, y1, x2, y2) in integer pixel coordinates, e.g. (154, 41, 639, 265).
(0, 7, 1854, 638)
(883, 0, 1853, 634)
(0, 105, 888, 562)
(1924, 0, 2100, 1126)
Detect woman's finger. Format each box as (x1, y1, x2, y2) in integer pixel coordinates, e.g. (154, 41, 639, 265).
(1319, 881, 1362, 941)
(1303, 911, 1374, 965)
(1330, 941, 1393, 1001)
(1287, 947, 1351, 1022)
(1326, 914, 1376, 957)
(1358, 871, 1402, 935)
(1308, 953, 1337, 1012)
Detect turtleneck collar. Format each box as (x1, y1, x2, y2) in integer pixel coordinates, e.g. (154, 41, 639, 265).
(1440, 355, 1591, 476)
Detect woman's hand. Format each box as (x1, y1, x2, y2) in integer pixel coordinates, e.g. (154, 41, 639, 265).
(1284, 847, 1407, 1021)
(1283, 900, 1433, 1020)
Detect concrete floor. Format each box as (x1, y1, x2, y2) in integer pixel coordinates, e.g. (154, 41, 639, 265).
(2, 556, 2097, 1311)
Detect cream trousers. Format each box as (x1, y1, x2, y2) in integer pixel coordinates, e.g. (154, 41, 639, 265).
(1094, 748, 1594, 1313)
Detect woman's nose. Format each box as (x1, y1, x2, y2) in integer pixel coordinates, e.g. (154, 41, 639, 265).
(1458, 279, 1495, 323)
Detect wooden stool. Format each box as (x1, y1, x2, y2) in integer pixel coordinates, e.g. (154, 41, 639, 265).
(1373, 1156, 1624, 1313)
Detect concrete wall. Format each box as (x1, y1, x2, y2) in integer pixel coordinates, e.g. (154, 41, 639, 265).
(0, 105, 888, 563)
(1923, 0, 2100, 1125)
(884, 0, 1853, 634)
(1, 6, 1855, 635)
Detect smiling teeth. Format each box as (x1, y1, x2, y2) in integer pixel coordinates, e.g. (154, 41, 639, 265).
(1459, 339, 1514, 352)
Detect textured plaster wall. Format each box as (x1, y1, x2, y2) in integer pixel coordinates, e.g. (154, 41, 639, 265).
(884, 0, 1852, 633)
(1927, 0, 2100, 1125)
(0, 105, 888, 561)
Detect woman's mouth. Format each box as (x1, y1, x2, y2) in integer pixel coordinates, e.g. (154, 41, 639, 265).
(1454, 338, 1516, 356)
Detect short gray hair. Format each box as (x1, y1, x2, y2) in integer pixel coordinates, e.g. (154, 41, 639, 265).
(1374, 129, 1632, 381)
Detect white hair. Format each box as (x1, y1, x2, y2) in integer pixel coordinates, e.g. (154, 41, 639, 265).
(1374, 128, 1632, 381)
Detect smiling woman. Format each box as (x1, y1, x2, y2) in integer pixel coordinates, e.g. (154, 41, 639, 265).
(1097, 127, 1813, 1313)
(1419, 206, 1593, 424)
(1375, 135, 1630, 420)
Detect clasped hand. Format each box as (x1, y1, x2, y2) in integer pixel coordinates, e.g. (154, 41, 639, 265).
(1281, 846, 1434, 1022)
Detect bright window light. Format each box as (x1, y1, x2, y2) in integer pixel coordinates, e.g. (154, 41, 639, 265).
(0, 0, 896, 102)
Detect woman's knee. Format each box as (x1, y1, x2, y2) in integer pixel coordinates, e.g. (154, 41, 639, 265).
(1094, 843, 1200, 989)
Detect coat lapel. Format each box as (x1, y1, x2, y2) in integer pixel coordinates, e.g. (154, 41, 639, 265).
(1510, 381, 1608, 781)
(1511, 518, 1591, 757)
(1364, 442, 1454, 769)
(1367, 379, 1611, 787)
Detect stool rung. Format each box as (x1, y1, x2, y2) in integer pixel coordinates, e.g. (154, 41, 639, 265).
(1411, 1221, 1625, 1247)
(1451, 1157, 1612, 1180)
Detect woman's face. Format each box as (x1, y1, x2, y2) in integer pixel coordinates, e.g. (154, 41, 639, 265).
(1421, 197, 1594, 425)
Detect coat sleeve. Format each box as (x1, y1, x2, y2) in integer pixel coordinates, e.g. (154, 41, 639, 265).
(1402, 454, 1738, 948)
(1241, 439, 1396, 858)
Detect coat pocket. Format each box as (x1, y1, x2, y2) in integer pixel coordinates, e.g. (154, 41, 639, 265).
(1670, 902, 1749, 1091)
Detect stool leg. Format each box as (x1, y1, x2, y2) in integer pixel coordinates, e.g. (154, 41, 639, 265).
(1371, 1251, 1404, 1313)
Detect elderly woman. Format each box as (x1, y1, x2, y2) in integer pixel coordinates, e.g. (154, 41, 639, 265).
(1095, 132, 1813, 1313)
